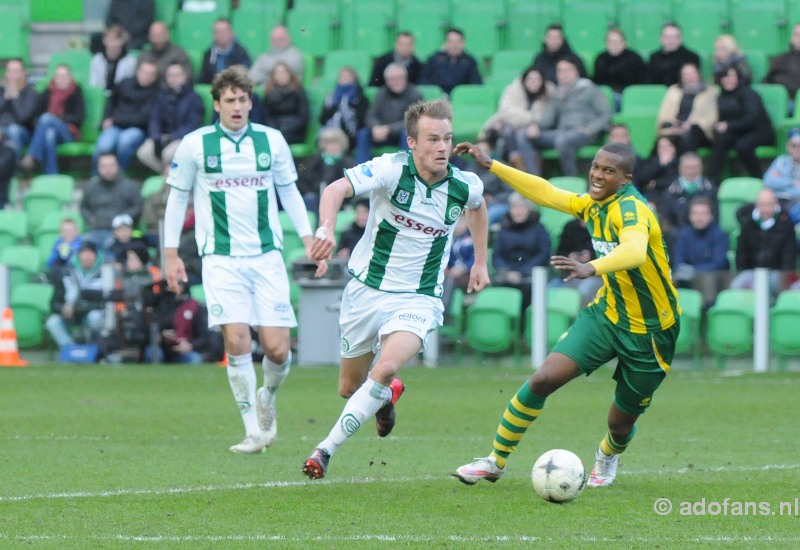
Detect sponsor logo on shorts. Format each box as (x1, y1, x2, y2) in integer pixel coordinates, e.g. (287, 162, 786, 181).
(274, 302, 292, 313)
(557, 330, 568, 343)
(341, 337, 350, 353)
(340, 413, 360, 436)
(639, 396, 651, 408)
(398, 312, 427, 324)
(210, 304, 223, 316)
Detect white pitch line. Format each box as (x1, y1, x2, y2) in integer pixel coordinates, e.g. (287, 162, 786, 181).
(1, 463, 798, 504)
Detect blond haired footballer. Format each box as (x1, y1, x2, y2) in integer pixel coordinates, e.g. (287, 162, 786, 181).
(302, 100, 490, 479)
(452, 141, 680, 487)
(164, 67, 325, 454)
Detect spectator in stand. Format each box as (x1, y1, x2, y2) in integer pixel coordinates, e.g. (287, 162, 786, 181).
(369, 31, 423, 87)
(336, 198, 369, 260)
(319, 66, 369, 152)
(656, 63, 717, 153)
(89, 24, 138, 94)
(592, 28, 648, 112)
(764, 23, 800, 116)
(93, 60, 159, 173)
(45, 241, 108, 351)
(648, 22, 701, 87)
(549, 217, 603, 307)
(20, 65, 84, 175)
(531, 23, 587, 85)
(492, 192, 551, 312)
(108, 213, 149, 267)
(661, 151, 716, 229)
(514, 58, 611, 176)
(80, 153, 143, 250)
(104, 0, 154, 50)
(419, 28, 482, 96)
(296, 128, 355, 215)
(711, 34, 752, 84)
(198, 18, 252, 85)
(477, 66, 555, 169)
(0, 130, 15, 209)
(249, 24, 305, 87)
(708, 66, 774, 186)
(137, 62, 204, 174)
(671, 196, 730, 309)
(45, 217, 83, 277)
(355, 63, 422, 163)
(606, 122, 643, 169)
(764, 127, 800, 207)
(139, 21, 193, 86)
(260, 61, 309, 145)
(0, 59, 38, 157)
(634, 135, 682, 198)
(729, 187, 797, 298)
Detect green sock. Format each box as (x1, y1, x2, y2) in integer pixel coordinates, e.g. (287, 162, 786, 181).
(489, 381, 546, 469)
(599, 424, 638, 455)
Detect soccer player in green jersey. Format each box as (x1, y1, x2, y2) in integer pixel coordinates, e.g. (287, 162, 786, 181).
(164, 67, 325, 454)
(301, 100, 491, 479)
(452, 141, 681, 487)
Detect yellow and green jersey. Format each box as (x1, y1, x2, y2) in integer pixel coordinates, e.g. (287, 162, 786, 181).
(491, 163, 680, 334)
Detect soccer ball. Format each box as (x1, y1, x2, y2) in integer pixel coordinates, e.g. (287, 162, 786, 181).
(531, 449, 587, 503)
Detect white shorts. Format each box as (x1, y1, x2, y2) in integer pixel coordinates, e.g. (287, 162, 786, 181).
(339, 279, 443, 358)
(202, 251, 297, 329)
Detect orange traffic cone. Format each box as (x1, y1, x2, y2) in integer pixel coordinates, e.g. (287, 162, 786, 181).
(0, 307, 27, 367)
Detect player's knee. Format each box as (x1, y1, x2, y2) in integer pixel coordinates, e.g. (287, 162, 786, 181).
(338, 383, 358, 398)
(262, 338, 290, 365)
(528, 370, 556, 397)
(371, 359, 400, 382)
(608, 418, 635, 440)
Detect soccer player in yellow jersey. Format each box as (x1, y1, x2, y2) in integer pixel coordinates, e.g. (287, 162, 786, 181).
(452, 141, 681, 487)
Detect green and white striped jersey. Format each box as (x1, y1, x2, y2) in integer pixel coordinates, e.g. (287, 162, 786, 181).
(167, 122, 297, 256)
(344, 151, 484, 297)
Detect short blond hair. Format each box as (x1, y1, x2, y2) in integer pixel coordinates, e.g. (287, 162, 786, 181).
(404, 99, 453, 140)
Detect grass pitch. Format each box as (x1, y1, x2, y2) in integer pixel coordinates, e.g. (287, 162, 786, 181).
(1, 361, 798, 547)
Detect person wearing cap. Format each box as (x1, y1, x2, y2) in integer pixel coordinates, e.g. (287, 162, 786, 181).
(109, 213, 149, 267)
(80, 152, 143, 250)
(45, 241, 107, 351)
(763, 127, 800, 208)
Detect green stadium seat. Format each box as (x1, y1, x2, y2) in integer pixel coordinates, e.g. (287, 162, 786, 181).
(675, 288, 703, 370)
(746, 50, 769, 85)
(189, 284, 206, 304)
(141, 175, 166, 200)
(620, 84, 667, 115)
(0, 244, 43, 293)
(491, 50, 532, 77)
(769, 290, 800, 370)
(485, 71, 519, 97)
(524, 287, 581, 353)
(549, 176, 587, 194)
(194, 84, 214, 126)
(415, 84, 445, 101)
(0, 11, 27, 62)
(291, 0, 339, 15)
(0, 0, 30, 22)
(466, 286, 523, 364)
(320, 50, 373, 89)
(339, 0, 394, 53)
(560, 0, 616, 55)
(450, 84, 498, 144)
(47, 49, 92, 88)
(730, 0, 788, 57)
(174, 10, 219, 57)
(29, 174, 76, 206)
(22, 193, 62, 236)
(503, 0, 560, 52)
(451, 4, 506, 63)
(717, 177, 763, 235)
(617, 0, 671, 56)
(751, 83, 788, 159)
(673, 0, 730, 58)
(286, 6, 339, 58)
(232, 3, 284, 57)
(0, 209, 27, 256)
(395, 4, 447, 60)
(612, 111, 659, 158)
(706, 289, 755, 370)
(10, 282, 54, 348)
(538, 208, 573, 246)
(438, 287, 465, 361)
(154, 0, 179, 27)
(57, 85, 106, 158)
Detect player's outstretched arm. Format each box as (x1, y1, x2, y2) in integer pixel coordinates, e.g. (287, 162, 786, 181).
(465, 198, 490, 293)
(310, 177, 353, 261)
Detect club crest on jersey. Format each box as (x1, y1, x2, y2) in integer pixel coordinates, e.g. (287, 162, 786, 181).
(397, 190, 411, 204)
(446, 204, 462, 224)
(257, 152, 271, 169)
(206, 155, 219, 169)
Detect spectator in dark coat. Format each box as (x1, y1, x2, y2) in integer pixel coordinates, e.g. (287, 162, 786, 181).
(531, 24, 587, 85)
(355, 63, 423, 163)
(319, 66, 369, 151)
(198, 18, 252, 84)
(139, 21, 193, 85)
(763, 23, 800, 116)
(671, 196, 730, 308)
(0, 59, 39, 156)
(592, 28, 647, 111)
(20, 65, 85, 174)
(0, 130, 16, 208)
(419, 28, 482, 96)
(296, 128, 355, 215)
(648, 22, 702, 87)
(369, 31, 423, 87)
(93, 60, 159, 173)
(105, 0, 154, 50)
(492, 192, 551, 312)
(549, 217, 603, 306)
(660, 152, 716, 229)
(336, 198, 369, 259)
(136, 62, 204, 174)
(708, 66, 775, 186)
(730, 188, 797, 298)
(89, 24, 137, 93)
(260, 61, 309, 145)
(634, 135, 681, 198)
